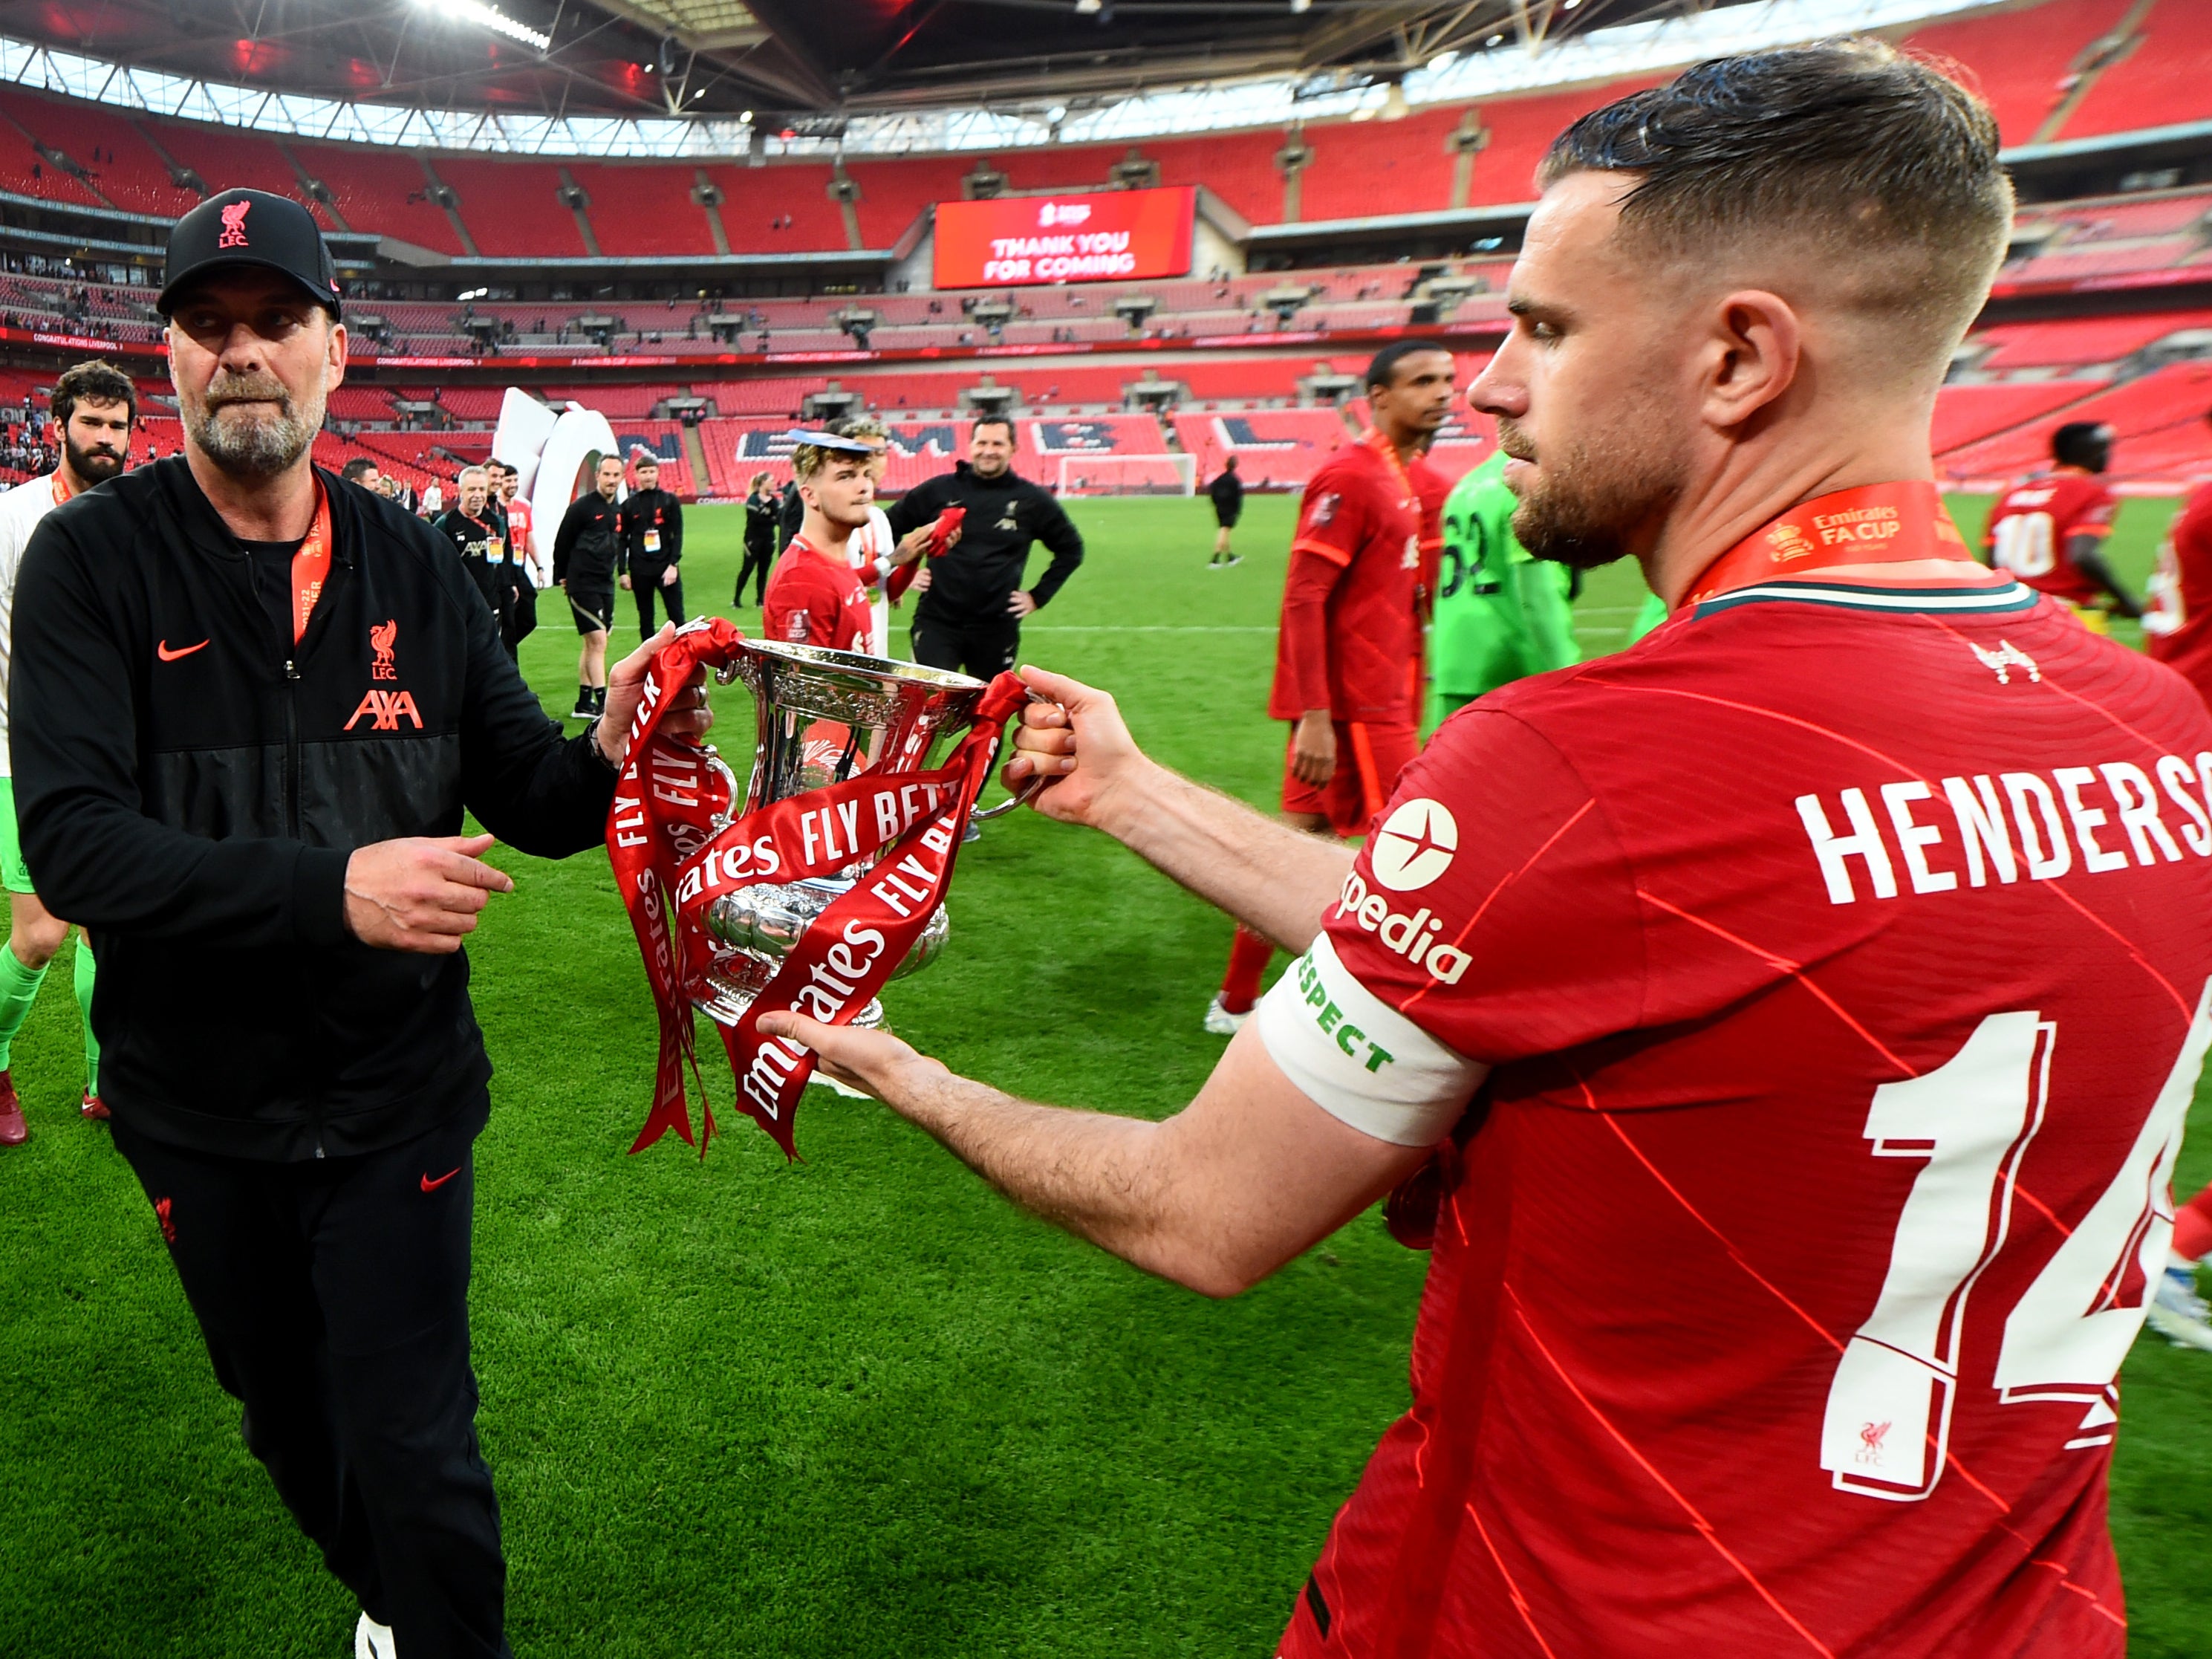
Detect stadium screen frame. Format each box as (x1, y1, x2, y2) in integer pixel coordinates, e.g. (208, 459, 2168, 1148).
(933, 186, 1197, 288)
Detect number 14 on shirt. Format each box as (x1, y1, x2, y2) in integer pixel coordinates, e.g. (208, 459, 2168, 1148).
(1821, 984, 2212, 1500)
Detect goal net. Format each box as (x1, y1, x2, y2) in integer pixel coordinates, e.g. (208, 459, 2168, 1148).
(1055, 452, 1197, 496)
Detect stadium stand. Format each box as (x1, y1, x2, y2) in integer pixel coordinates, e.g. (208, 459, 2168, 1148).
(609, 418, 697, 495)
(563, 162, 720, 258)
(0, 89, 195, 217)
(430, 158, 582, 256)
(2062, 0, 2212, 140)
(703, 163, 849, 253)
(1939, 360, 2212, 478)
(294, 145, 468, 255)
(1899, 0, 2138, 147)
(1931, 381, 2112, 455)
(1173, 409, 1353, 490)
(1968, 311, 2212, 369)
(144, 120, 335, 229)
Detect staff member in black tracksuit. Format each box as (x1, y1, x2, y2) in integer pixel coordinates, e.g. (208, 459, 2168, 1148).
(10, 189, 711, 1659)
(885, 414, 1083, 677)
(736, 470, 776, 608)
(433, 464, 519, 658)
(551, 454, 622, 719)
(616, 454, 684, 640)
(1207, 454, 1243, 568)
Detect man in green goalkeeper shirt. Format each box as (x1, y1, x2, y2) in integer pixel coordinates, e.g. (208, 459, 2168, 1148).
(1427, 448, 1581, 723)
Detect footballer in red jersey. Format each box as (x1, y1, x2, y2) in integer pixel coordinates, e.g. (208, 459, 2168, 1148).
(764, 42, 2202, 1658)
(2138, 418, 2212, 1354)
(2144, 441, 2212, 708)
(1984, 422, 2140, 623)
(1209, 342, 1457, 1035)
(761, 431, 921, 655)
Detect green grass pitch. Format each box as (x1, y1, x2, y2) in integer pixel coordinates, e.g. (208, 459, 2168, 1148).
(0, 490, 2205, 1655)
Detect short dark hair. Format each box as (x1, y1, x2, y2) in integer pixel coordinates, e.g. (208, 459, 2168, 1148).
(2052, 421, 2112, 469)
(51, 360, 136, 430)
(972, 415, 1015, 442)
(1538, 39, 2011, 370)
(484, 458, 509, 478)
(340, 456, 380, 484)
(1366, 340, 1451, 394)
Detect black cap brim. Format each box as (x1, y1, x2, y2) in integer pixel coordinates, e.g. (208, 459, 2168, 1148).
(157, 255, 342, 319)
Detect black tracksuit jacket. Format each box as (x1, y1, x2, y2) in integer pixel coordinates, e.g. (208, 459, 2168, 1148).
(10, 459, 617, 1161)
(885, 462, 1084, 625)
(616, 488, 683, 576)
(553, 491, 621, 591)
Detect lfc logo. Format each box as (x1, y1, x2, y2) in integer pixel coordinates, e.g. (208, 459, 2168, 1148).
(217, 200, 250, 249)
(370, 618, 397, 681)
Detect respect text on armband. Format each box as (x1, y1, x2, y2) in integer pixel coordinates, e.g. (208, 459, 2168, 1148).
(1295, 951, 1395, 1074)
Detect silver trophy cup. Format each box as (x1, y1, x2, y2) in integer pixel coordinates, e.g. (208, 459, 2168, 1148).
(691, 637, 1013, 1029)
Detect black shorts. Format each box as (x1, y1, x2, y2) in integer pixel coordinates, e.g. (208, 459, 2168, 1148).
(1214, 505, 1240, 529)
(565, 585, 613, 635)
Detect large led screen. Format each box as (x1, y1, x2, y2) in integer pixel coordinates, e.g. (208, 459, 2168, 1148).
(933, 186, 1197, 288)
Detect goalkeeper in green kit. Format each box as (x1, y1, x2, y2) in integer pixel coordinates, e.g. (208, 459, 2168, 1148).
(1426, 448, 1581, 724)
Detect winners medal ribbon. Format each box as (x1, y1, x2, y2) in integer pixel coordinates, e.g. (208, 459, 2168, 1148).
(1681, 479, 1986, 608)
(608, 618, 1028, 1158)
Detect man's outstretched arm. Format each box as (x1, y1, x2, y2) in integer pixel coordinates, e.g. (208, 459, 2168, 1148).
(758, 1013, 1458, 1297)
(1001, 666, 1353, 952)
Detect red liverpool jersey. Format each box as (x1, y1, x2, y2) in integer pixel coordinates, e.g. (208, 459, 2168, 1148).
(764, 537, 872, 653)
(1985, 470, 2119, 607)
(1260, 484, 2212, 1658)
(1270, 429, 1425, 724)
(2146, 479, 2212, 709)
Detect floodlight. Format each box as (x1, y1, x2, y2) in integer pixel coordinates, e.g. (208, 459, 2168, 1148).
(412, 0, 553, 53)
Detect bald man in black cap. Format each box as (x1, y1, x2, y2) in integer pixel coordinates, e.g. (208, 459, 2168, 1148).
(8, 188, 713, 1659)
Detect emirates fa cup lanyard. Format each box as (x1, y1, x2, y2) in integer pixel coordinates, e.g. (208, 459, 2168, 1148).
(289, 484, 336, 642)
(1680, 479, 1985, 608)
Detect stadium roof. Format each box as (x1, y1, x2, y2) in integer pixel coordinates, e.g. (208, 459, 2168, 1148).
(0, 0, 1999, 156)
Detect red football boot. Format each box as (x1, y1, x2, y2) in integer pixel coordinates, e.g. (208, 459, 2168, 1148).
(79, 1088, 107, 1122)
(0, 1069, 26, 1146)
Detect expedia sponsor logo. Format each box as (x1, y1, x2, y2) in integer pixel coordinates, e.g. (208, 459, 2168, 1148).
(1335, 871, 1471, 986)
(1370, 798, 1457, 892)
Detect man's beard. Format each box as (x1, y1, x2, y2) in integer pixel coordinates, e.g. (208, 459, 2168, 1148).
(63, 433, 125, 485)
(186, 371, 321, 478)
(1498, 415, 1683, 571)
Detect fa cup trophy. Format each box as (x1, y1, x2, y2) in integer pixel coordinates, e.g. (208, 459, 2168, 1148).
(608, 620, 1031, 1158)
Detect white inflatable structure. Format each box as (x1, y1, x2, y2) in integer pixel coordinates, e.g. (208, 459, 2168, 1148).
(491, 388, 622, 587)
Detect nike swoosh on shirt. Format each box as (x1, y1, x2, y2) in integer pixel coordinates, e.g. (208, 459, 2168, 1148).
(420, 1167, 461, 1193)
(156, 639, 209, 661)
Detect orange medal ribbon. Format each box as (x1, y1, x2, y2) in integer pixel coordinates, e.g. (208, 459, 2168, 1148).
(1682, 480, 1988, 609)
(291, 484, 334, 643)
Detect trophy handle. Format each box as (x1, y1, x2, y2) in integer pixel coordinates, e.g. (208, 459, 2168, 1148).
(972, 777, 1045, 821)
(971, 689, 1054, 820)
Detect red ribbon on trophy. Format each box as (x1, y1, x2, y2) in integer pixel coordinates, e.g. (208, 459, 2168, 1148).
(608, 617, 1028, 1158)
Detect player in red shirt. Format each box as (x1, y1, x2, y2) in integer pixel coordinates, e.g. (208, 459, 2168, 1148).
(1984, 421, 2140, 627)
(763, 432, 922, 653)
(1208, 342, 1457, 1034)
(2136, 416, 2212, 1352)
(763, 43, 2212, 1656)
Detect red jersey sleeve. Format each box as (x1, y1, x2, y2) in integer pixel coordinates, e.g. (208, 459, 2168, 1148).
(1324, 707, 1647, 1065)
(1290, 474, 1369, 568)
(1272, 473, 1367, 717)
